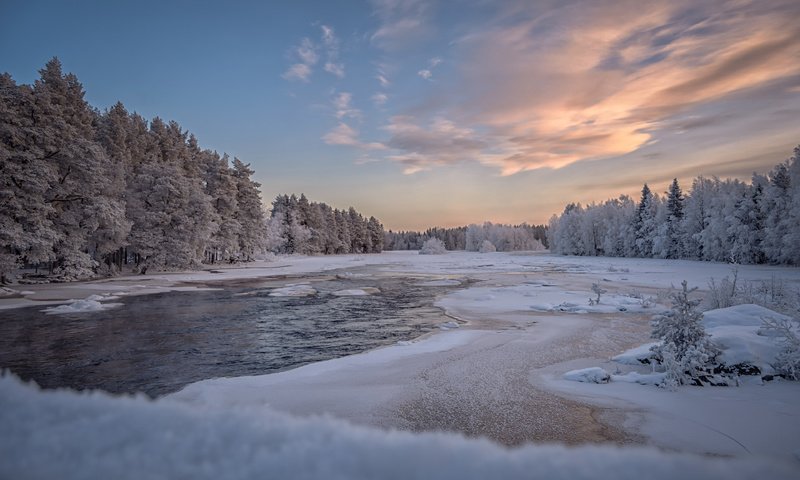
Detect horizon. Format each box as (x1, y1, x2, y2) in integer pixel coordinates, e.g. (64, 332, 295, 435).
(2, 0, 799, 231)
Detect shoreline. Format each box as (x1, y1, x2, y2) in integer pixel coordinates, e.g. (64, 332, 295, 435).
(4, 251, 800, 455)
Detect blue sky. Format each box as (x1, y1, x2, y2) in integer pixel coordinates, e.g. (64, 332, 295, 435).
(2, 0, 799, 230)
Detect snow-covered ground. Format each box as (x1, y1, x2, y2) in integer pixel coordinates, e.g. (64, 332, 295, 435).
(3, 251, 800, 475)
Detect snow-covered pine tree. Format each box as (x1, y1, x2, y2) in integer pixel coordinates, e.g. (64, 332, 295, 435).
(664, 179, 685, 259)
(762, 163, 791, 263)
(32, 58, 129, 279)
(633, 184, 656, 258)
(0, 72, 60, 281)
(367, 216, 384, 253)
(651, 280, 720, 387)
(232, 158, 265, 260)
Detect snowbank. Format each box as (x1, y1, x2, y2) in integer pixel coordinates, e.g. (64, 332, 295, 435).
(703, 304, 793, 372)
(1, 375, 797, 480)
(268, 283, 317, 297)
(332, 287, 380, 296)
(612, 343, 659, 365)
(563, 367, 611, 383)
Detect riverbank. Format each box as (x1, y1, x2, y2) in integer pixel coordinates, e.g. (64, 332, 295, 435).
(4, 251, 800, 458)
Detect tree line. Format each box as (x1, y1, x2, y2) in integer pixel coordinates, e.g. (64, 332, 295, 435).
(548, 146, 800, 265)
(1, 58, 266, 281)
(385, 222, 548, 252)
(266, 194, 384, 255)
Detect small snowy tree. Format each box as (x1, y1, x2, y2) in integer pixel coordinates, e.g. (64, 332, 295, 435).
(589, 283, 607, 305)
(651, 281, 720, 386)
(761, 317, 800, 380)
(479, 240, 496, 253)
(419, 237, 446, 255)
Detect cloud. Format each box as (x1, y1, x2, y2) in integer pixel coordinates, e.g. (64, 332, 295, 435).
(382, 116, 491, 174)
(295, 37, 318, 65)
(332, 92, 361, 119)
(282, 63, 312, 82)
(282, 37, 319, 82)
(376, 73, 391, 87)
(323, 122, 385, 150)
(284, 25, 346, 82)
(320, 25, 345, 78)
(417, 57, 442, 80)
(439, 0, 800, 174)
(325, 62, 345, 78)
(369, 0, 432, 50)
(372, 93, 389, 106)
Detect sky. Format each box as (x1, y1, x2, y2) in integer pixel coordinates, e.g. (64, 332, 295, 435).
(1, 0, 799, 231)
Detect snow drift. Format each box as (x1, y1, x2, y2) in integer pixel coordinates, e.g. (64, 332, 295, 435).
(1, 375, 797, 480)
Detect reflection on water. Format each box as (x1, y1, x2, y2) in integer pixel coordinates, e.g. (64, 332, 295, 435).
(0, 274, 458, 397)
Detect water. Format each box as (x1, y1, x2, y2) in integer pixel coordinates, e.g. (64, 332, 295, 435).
(0, 273, 460, 397)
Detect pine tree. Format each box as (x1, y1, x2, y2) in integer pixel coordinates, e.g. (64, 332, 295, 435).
(664, 179, 684, 258)
(232, 158, 265, 260)
(651, 281, 720, 387)
(633, 184, 656, 257)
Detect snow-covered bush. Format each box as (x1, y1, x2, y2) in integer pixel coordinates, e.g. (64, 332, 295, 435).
(478, 240, 496, 253)
(589, 283, 607, 305)
(651, 281, 721, 387)
(761, 317, 800, 380)
(705, 269, 739, 310)
(419, 238, 447, 255)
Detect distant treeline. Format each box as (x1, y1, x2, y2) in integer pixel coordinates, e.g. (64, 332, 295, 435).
(548, 145, 800, 265)
(385, 222, 548, 252)
(266, 194, 384, 255)
(1, 58, 265, 282)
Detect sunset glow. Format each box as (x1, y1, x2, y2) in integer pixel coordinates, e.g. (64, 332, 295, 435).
(3, 0, 798, 229)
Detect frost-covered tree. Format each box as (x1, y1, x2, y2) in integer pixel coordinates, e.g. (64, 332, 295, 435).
(633, 184, 657, 258)
(663, 179, 685, 259)
(0, 72, 60, 281)
(419, 237, 447, 255)
(232, 158, 265, 260)
(264, 194, 382, 255)
(479, 239, 496, 253)
(651, 281, 720, 386)
(546, 145, 800, 266)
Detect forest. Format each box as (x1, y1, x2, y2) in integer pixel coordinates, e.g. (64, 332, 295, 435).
(385, 223, 548, 252)
(0, 59, 388, 283)
(547, 146, 800, 265)
(0, 58, 270, 281)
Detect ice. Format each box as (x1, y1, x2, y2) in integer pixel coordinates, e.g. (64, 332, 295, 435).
(42, 294, 123, 314)
(438, 321, 460, 330)
(563, 367, 611, 383)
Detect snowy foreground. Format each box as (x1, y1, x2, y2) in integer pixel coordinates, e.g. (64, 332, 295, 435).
(2, 251, 800, 477)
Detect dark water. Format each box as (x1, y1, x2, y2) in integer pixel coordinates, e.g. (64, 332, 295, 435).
(0, 274, 458, 397)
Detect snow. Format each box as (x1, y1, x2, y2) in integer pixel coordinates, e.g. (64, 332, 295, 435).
(610, 372, 666, 385)
(268, 283, 317, 297)
(332, 287, 380, 296)
(701, 304, 793, 371)
(563, 367, 611, 383)
(2, 375, 798, 480)
(415, 279, 462, 287)
(42, 293, 123, 314)
(612, 342, 659, 365)
(4, 251, 800, 468)
(437, 321, 460, 330)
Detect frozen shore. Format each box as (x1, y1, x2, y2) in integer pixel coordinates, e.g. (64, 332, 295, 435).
(4, 251, 800, 465)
